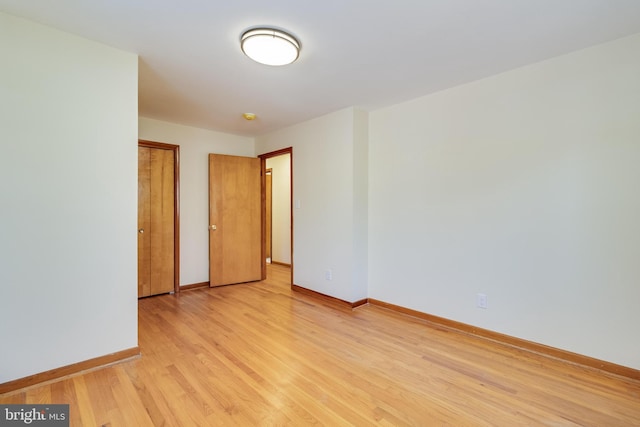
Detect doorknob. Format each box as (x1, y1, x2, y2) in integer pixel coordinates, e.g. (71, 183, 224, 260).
(209, 225, 217, 230)
(138, 229, 144, 234)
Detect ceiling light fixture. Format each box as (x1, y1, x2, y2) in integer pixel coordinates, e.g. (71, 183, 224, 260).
(241, 28, 300, 66)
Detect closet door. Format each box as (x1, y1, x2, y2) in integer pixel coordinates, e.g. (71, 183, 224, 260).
(138, 145, 175, 297)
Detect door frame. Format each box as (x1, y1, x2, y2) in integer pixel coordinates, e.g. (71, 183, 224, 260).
(138, 139, 180, 294)
(259, 147, 293, 285)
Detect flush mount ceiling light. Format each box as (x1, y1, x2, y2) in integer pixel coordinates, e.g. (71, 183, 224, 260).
(241, 28, 300, 66)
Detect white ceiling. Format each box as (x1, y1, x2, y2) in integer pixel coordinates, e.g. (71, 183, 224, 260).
(2, 1, 640, 137)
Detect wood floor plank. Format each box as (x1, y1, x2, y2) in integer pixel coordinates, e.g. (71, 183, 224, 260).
(2, 264, 639, 426)
(71, 376, 98, 427)
(25, 382, 51, 404)
(50, 379, 83, 426)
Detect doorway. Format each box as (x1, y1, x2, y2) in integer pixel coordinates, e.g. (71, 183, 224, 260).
(265, 168, 273, 263)
(259, 148, 293, 284)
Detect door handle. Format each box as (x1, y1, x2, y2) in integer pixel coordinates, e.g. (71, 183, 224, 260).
(138, 229, 144, 234)
(209, 225, 217, 230)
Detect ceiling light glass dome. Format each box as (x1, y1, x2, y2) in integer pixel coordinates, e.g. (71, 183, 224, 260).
(241, 28, 300, 66)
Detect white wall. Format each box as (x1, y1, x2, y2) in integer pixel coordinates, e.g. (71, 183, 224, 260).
(256, 108, 368, 302)
(138, 117, 254, 286)
(266, 154, 291, 265)
(0, 13, 139, 382)
(369, 33, 640, 370)
(353, 109, 369, 302)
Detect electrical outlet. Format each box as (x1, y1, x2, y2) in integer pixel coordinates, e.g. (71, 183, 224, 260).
(325, 269, 332, 281)
(476, 293, 488, 309)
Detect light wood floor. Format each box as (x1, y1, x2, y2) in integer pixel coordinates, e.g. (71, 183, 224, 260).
(2, 264, 639, 426)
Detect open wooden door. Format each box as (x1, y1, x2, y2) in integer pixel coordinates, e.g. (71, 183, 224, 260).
(209, 154, 264, 286)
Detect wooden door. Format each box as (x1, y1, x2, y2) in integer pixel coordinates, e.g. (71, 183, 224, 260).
(138, 145, 175, 297)
(209, 154, 263, 286)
